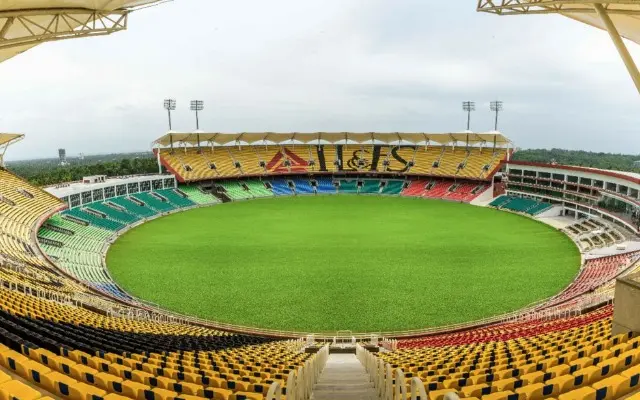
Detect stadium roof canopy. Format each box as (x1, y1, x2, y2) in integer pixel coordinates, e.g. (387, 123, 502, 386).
(152, 132, 512, 147)
(0, 133, 24, 167)
(477, 1, 640, 93)
(0, 0, 162, 63)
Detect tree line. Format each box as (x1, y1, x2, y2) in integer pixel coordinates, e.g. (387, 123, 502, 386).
(7, 155, 160, 186)
(5, 148, 640, 186)
(512, 149, 640, 173)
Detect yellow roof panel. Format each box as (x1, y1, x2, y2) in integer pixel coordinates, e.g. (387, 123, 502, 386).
(0, 0, 162, 63)
(478, 1, 640, 44)
(152, 132, 512, 147)
(0, 133, 24, 147)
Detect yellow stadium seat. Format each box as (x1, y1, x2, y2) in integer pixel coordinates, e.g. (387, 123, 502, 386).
(140, 388, 177, 400)
(226, 380, 249, 392)
(41, 371, 78, 397)
(622, 365, 640, 378)
(626, 392, 640, 400)
(557, 387, 596, 400)
(94, 371, 123, 391)
(0, 379, 42, 400)
(103, 394, 130, 400)
(481, 390, 516, 400)
(68, 381, 107, 400)
(429, 388, 459, 400)
(170, 382, 201, 396)
(461, 383, 493, 398)
(118, 380, 150, 399)
(198, 387, 233, 400)
(0, 372, 10, 386)
(23, 360, 52, 386)
(229, 392, 263, 400)
(546, 365, 570, 379)
(492, 378, 521, 392)
(174, 395, 204, 400)
(516, 382, 558, 400)
(521, 372, 545, 385)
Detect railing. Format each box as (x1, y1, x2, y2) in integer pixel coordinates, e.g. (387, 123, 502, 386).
(0, 279, 74, 306)
(357, 344, 460, 400)
(265, 344, 329, 400)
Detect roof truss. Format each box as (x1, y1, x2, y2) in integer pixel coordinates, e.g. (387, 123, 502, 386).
(0, 8, 128, 52)
(0, 133, 24, 168)
(477, 1, 640, 15)
(152, 132, 513, 148)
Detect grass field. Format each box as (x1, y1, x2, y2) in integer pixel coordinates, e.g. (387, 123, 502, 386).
(106, 196, 580, 332)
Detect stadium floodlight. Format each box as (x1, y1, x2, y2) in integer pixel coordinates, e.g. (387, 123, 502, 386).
(462, 101, 475, 131)
(190, 100, 204, 128)
(190, 100, 204, 150)
(163, 99, 176, 130)
(490, 100, 503, 131)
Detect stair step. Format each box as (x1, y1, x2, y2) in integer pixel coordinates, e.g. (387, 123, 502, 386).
(311, 354, 377, 400)
(312, 394, 376, 400)
(314, 383, 374, 390)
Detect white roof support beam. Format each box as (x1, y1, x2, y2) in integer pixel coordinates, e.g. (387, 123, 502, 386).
(594, 3, 640, 94)
(0, 9, 128, 53)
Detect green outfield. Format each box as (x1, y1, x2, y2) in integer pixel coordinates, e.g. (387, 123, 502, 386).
(106, 196, 580, 332)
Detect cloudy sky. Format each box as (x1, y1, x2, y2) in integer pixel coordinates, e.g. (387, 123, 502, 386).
(0, 0, 639, 160)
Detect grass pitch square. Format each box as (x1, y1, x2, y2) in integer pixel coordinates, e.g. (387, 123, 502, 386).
(107, 196, 579, 332)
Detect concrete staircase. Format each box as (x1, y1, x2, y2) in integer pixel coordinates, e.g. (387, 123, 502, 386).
(311, 353, 377, 400)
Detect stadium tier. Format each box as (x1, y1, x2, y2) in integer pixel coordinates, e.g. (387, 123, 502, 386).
(489, 196, 553, 216)
(362, 306, 640, 400)
(156, 144, 508, 183)
(0, 169, 65, 267)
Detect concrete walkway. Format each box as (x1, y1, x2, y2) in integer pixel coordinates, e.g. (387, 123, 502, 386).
(311, 353, 377, 400)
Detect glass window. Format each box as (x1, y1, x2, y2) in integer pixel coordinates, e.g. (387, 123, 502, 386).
(104, 186, 115, 199)
(116, 184, 127, 196)
(92, 189, 104, 202)
(70, 194, 81, 208)
(127, 182, 139, 194)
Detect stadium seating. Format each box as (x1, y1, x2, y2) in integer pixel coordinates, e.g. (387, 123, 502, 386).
(423, 181, 454, 199)
(490, 196, 552, 216)
(314, 177, 335, 194)
(65, 208, 126, 231)
(244, 181, 273, 197)
(131, 192, 176, 213)
(0, 285, 317, 400)
(85, 203, 141, 225)
(37, 188, 222, 299)
(338, 180, 359, 194)
(0, 169, 64, 266)
(178, 186, 221, 205)
(444, 182, 487, 202)
(292, 179, 314, 194)
(219, 182, 253, 200)
(158, 145, 507, 182)
(381, 180, 405, 195)
(156, 189, 196, 208)
(360, 180, 381, 194)
(367, 304, 640, 400)
(270, 180, 293, 196)
(108, 197, 158, 218)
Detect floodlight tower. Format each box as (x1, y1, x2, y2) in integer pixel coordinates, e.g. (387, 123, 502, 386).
(163, 99, 176, 130)
(490, 100, 503, 131)
(462, 101, 475, 131)
(190, 100, 204, 151)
